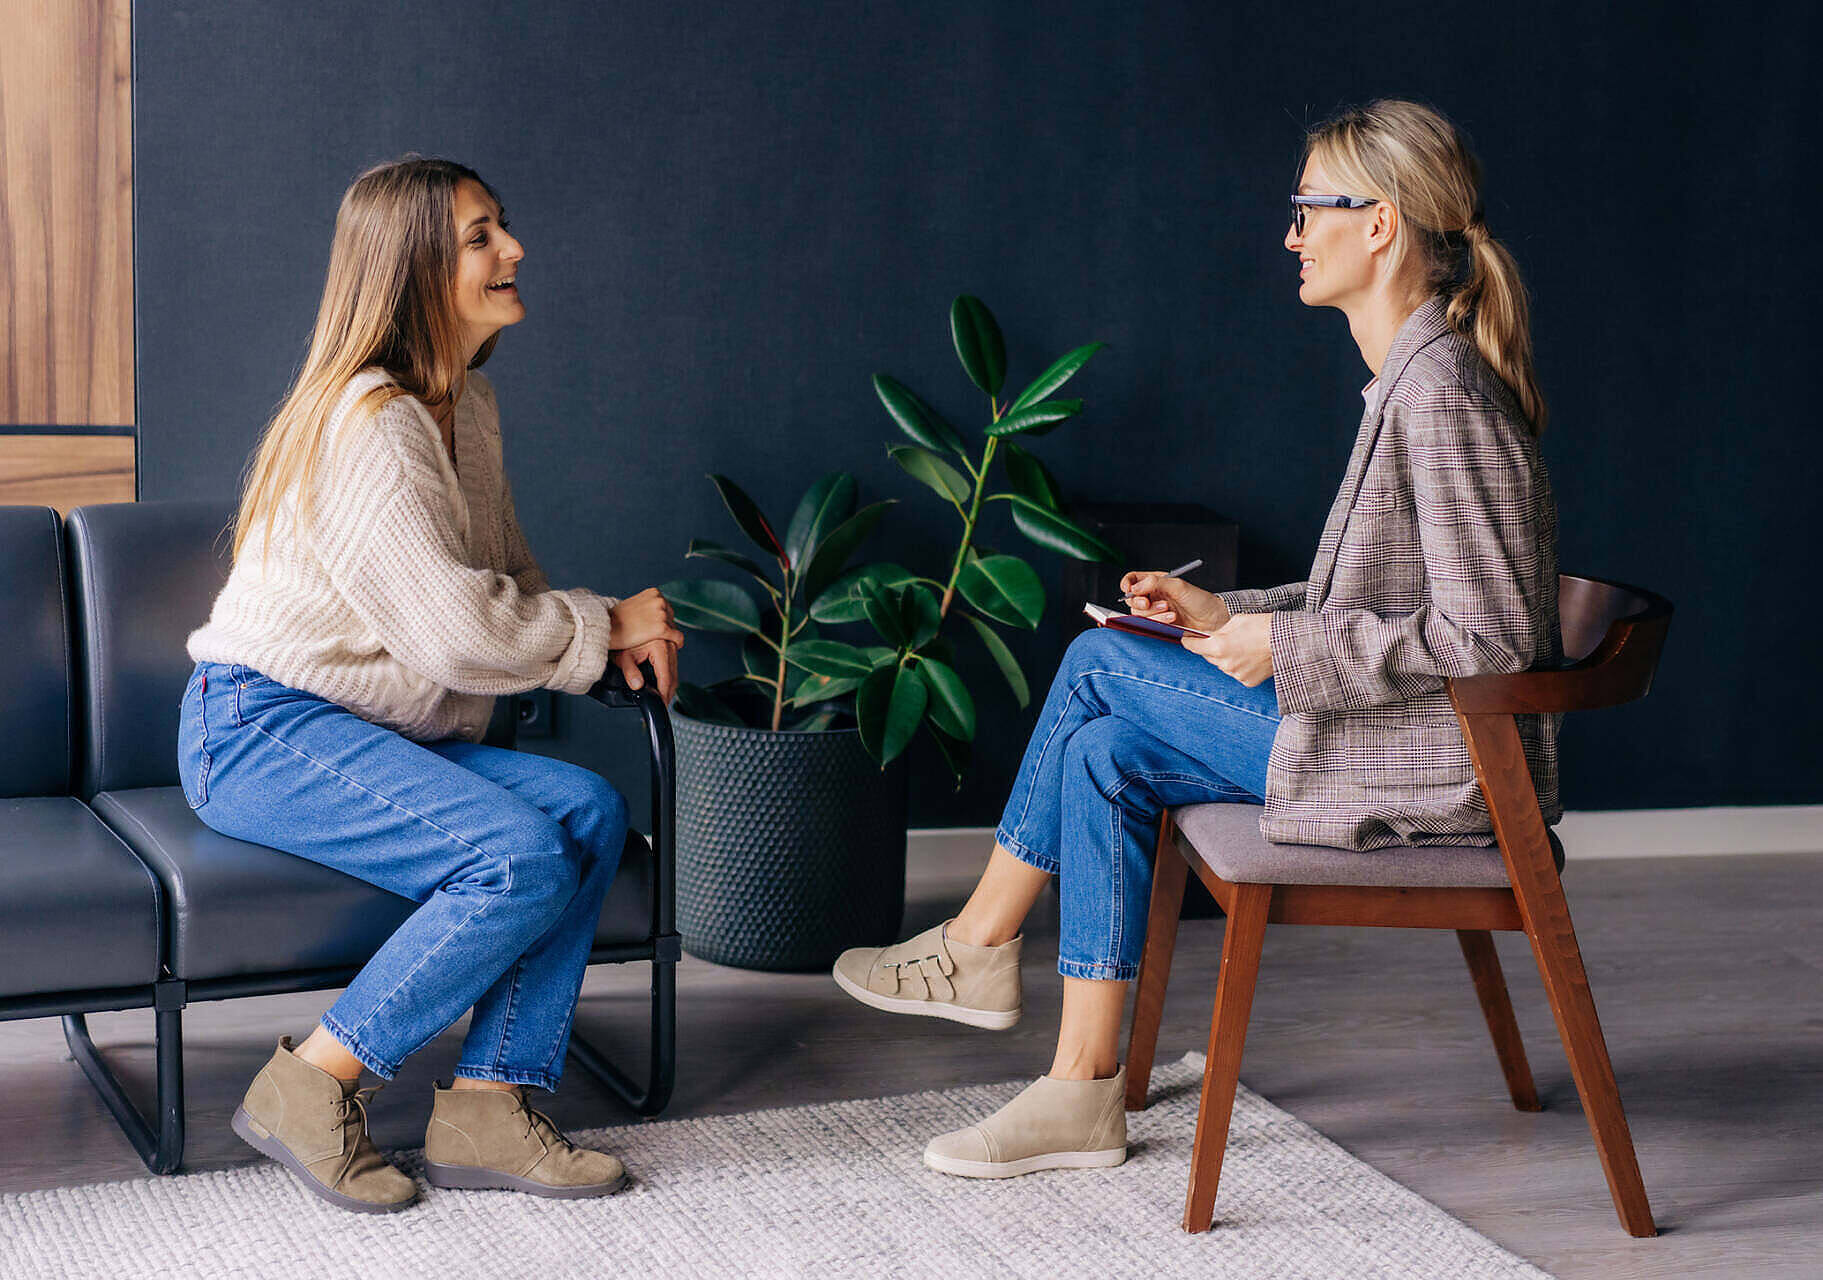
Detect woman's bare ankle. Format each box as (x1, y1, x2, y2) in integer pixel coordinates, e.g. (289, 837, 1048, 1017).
(292, 1025, 364, 1082)
(946, 914, 1016, 949)
(450, 1077, 520, 1092)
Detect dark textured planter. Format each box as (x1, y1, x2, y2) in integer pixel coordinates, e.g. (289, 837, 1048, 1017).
(673, 711, 908, 971)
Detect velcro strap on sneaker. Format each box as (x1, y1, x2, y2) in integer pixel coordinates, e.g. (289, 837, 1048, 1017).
(915, 955, 955, 1002)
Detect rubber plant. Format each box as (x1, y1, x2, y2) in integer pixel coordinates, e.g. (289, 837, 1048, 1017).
(663, 296, 1118, 782)
(661, 473, 893, 732)
(819, 295, 1120, 781)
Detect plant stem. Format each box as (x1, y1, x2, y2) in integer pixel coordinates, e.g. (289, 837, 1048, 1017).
(939, 434, 999, 619)
(771, 593, 791, 731)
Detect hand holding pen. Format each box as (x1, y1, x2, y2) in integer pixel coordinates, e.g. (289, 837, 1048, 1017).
(1118, 559, 1232, 634)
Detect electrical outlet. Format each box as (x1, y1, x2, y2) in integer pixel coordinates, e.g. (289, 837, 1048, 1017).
(514, 689, 556, 738)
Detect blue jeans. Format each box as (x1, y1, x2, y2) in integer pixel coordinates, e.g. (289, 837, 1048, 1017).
(995, 628, 1281, 981)
(176, 661, 626, 1090)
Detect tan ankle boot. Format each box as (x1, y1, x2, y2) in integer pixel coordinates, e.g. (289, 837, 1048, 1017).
(924, 1068, 1128, 1178)
(230, 1036, 418, 1213)
(424, 1084, 627, 1198)
(833, 919, 1023, 1029)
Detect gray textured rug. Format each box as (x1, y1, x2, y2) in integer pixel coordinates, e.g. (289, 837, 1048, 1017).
(0, 1053, 1548, 1279)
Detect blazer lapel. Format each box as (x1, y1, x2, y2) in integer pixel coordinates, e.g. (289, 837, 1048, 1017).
(1307, 297, 1452, 605)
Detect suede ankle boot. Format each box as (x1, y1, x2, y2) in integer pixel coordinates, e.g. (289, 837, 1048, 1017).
(923, 1068, 1128, 1178)
(230, 1036, 418, 1213)
(424, 1084, 628, 1198)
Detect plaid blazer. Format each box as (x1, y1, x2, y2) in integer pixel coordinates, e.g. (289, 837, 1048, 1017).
(1219, 296, 1562, 850)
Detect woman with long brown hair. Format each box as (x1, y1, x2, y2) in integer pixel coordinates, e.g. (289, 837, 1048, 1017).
(834, 99, 1561, 1179)
(178, 156, 683, 1212)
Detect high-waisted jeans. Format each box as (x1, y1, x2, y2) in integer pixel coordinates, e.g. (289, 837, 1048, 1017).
(995, 628, 1281, 981)
(176, 660, 626, 1091)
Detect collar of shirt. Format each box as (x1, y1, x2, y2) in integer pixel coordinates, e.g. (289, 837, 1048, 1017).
(1361, 377, 1378, 402)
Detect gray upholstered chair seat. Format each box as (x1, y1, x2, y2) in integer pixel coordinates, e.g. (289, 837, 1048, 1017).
(0, 797, 161, 998)
(90, 786, 655, 983)
(1172, 801, 1563, 889)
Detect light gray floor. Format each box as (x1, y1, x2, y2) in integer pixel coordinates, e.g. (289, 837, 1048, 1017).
(2, 840, 1819, 1279)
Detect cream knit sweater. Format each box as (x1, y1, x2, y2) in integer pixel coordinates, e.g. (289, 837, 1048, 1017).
(186, 367, 616, 743)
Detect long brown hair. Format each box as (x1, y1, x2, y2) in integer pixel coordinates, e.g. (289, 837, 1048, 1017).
(231, 155, 505, 564)
(1305, 100, 1548, 435)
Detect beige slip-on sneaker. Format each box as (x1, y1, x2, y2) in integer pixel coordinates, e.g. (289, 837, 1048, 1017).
(924, 1068, 1128, 1178)
(230, 1036, 419, 1214)
(424, 1084, 628, 1198)
(833, 919, 1022, 1030)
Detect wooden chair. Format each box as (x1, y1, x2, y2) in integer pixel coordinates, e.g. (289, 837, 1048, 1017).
(1124, 574, 1672, 1238)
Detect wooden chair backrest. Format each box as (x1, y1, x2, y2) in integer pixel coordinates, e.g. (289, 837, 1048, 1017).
(1448, 575, 1673, 716)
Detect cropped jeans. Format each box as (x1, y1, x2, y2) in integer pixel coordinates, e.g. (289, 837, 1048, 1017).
(176, 661, 627, 1091)
(995, 628, 1281, 982)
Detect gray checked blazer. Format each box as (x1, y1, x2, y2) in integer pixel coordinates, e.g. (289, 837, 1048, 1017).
(1219, 296, 1562, 850)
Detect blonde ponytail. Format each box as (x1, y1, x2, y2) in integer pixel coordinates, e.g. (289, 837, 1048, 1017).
(1307, 101, 1549, 435)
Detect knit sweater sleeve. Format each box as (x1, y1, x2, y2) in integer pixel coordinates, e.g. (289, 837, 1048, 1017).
(313, 394, 613, 695)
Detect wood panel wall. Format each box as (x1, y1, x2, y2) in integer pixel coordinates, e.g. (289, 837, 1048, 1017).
(0, 0, 137, 511)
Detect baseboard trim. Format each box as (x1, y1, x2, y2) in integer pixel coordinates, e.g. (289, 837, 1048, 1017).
(909, 805, 1823, 860)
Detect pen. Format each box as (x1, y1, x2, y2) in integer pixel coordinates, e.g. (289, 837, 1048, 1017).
(1121, 559, 1203, 604)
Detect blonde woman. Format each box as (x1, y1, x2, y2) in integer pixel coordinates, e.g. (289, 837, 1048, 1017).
(178, 156, 684, 1213)
(834, 99, 1561, 1179)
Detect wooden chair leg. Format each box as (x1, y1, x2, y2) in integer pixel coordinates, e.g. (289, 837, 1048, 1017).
(1183, 880, 1271, 1234)
(1459, 711, 1656, 1237)
(1457, 928, 1542, 1111)
(1126, 812, 1189, 1112)
(1518, 882, 1657, 1236)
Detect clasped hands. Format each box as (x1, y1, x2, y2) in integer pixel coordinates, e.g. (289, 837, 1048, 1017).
(606, 587, 685, 703)
(1119, 570, 1274, 687)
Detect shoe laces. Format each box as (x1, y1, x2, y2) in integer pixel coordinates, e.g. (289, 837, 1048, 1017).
(329, 1084, 383, 1189)
(331, 1085, 381, 1138)
(511, 1090, 577, 1155)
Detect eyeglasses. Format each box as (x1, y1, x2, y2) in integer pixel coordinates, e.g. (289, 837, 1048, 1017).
(1290, 194, 1380, 236)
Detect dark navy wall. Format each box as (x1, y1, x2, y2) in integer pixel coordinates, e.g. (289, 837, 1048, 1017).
(134, 1, 1816, 825)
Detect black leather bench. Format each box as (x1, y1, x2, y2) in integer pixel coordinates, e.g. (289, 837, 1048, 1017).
(0, 500, 678, 1173)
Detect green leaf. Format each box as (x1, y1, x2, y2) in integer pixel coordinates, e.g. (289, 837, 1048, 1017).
(856, 664, 928, 765)
(792, 670, 867, 706)
(872, 374, 968, 457)
(662, 578, 764, 634)
(671, 682, 746, 727)
(784, 639, 879, 679)
(799, 500, 893, 606)
(784, 472, 857, 571)
(783, 704, 843, 732)
(918, 634, 956, 667)
(861, 580, 910, 648)
(741, 632, 778, 682)
(914, 657, 976, 742)
(901, 584, 942, 650)
(956, 554, 1045, 629)
(927, 722, 971, 787)
(964, 613, 1030, 708)
(707, 474, 785, 560)
(1008, 342, 1104, 414)
(888, 445, 971, 507)
(984, 399, 1082, 438)
(950, 295, 1006, 398)
(989, 493, 1122, 562)
(686, 539, 776, 589)
(809, 562, 919, 623)
(998, 441, 1062, 512)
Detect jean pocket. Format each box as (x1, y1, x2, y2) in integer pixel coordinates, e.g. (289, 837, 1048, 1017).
(178, 669, 214, 809)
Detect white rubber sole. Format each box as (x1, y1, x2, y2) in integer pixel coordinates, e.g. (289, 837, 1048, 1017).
(832, 964, 1020, 1030)
(922, 1145, 1128, 1179)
